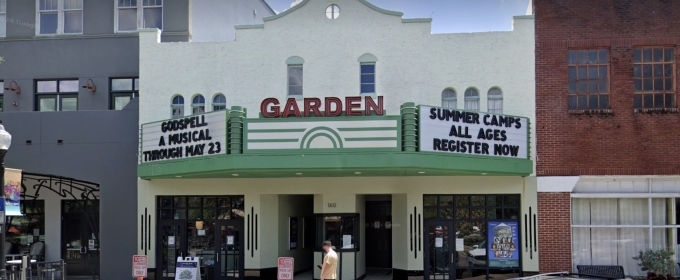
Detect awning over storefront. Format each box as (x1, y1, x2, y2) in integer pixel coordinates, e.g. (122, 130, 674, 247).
(138, 100, 533, 179)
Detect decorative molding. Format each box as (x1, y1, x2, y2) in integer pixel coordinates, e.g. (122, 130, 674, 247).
(21, 172, 100, 200)
(402, 18, 432, 23)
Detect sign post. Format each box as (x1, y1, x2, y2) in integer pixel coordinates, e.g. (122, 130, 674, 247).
(277, 257, 294, 280)
(133, 255, 148, 279)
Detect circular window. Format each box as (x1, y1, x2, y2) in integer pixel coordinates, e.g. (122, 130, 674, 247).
(325, 4, 340, 19)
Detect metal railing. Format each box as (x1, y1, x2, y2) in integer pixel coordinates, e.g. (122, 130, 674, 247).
(5, 259, 66, 280)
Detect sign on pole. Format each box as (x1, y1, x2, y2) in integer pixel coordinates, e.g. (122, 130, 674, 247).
(277, 257, 294, 280)
(132, 255, 148, 278)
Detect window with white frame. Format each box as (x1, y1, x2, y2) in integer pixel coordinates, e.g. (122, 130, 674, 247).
(192, 95, 205, 115)
(116, 0, 163, 32)
(213, 94, 226, 111)
(37, 0, 83, 35)
(360, 63, 376, 94)
(571, 181, 680, 276)
(441, 88, 456, 108)
(171, 95, 184, 118)
(35, 79, 78, 111)
(288, 65, 303, 96)
(464, 88, 479, 111)
(0, 0, 7, 37)
(487, 88, 503, 114)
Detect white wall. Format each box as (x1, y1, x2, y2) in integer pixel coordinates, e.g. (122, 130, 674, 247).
(190, 0, 275, 42)
(139, 0, 536, 169)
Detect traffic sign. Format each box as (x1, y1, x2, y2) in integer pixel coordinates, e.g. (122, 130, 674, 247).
(277, 257, 294, 280)
(133, 255, 148, 278)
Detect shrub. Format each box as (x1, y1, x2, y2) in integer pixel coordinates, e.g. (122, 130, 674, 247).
(632, 249, 675, 275)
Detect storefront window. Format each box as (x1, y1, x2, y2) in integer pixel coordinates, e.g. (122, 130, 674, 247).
(423, 194, 521, 273)
(158, 196, 244, 220)
(5, 200, 45, 254)
(316, 214, 359, 251)
(571, 197, 680, 276)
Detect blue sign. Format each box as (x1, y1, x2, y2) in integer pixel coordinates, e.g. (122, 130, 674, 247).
(487, 221, 520, 268)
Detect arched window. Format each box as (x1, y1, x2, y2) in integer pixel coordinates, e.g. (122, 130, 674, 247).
(171, 95, 184, 118)
(213, 94, 227, 111)
(286, 56, 304, 96)
(358, 53, 377, 94)
(487, 88, 503, 114)
(464, 88, 479, 111)
(192, 95, 206, 114)
(441, 88, 457, 108)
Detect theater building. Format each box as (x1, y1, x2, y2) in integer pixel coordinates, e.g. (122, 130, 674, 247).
(535, 0, 680, 276)
(137, 0, 537, 279)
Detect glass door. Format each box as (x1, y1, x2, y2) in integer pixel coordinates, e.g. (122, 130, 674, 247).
(156, 220, 187, 280)
(215, 220, 244, 280)
(425, 221, 454, 280)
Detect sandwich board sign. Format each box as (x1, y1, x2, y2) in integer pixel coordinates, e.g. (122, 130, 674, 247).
(175, 257, 201, 280)
(132, 255, 148, 278)
(277, 257, 294, 280)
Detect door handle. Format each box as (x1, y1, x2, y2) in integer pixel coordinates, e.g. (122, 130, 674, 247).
(451, 253, 453, 264)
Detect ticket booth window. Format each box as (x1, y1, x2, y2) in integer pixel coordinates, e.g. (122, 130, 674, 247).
(316, 214, 360, 251)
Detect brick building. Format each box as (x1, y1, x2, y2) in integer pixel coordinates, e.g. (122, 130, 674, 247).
(535, 0, 680, 275)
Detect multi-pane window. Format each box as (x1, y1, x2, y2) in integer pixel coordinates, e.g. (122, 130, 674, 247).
(360, 63, 375, 94)
(633, 47, 675, 109)
(287, 65, 303, 96)
(37, 0, 83, 35)
(464, 88, 479, 111)
(35, 79, 78, 111)
(171, 95, 184, 118)
(116, 0, 163, 32)
(441, 88, 456, 108)
(0, 0, 6, 37)
(158, 196, 245, 220)
(567, 49, 609, 110)
(487, 88, 503, 114)
(110, 78, 139, 110)
(191, 95, 205, 115)
(212, 94, 226, 111)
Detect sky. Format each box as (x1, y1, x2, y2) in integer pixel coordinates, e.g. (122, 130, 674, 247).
(265, 0, 531, 33)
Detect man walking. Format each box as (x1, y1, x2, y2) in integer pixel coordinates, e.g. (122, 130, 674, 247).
(320, 241, 338, 280)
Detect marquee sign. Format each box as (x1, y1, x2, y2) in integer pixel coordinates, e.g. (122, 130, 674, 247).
(419, 106, 529, 159)
(246, 117, 399, 151)
(260, 96, 384, 118)
(140, 111, 228, 163)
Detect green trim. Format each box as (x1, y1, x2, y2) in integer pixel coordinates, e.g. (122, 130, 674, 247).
(248, 138, 298, 143)
(305, 134, 338, 149)
(344, 137, 396, 142)
(286, 56, 305, 65)
(299, 127, 344, 149)
(263, 0, 310, 21)
(235, 24, 264, 30)
(138, 152, 533, 179)
(248, 128, 307, 133)
(336, 127, 396, 131)
(402, 18, 432, 23)
(357, 53, 378, 63)
(358, 0, 403, 16)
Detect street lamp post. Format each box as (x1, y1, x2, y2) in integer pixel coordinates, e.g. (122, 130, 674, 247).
(0, 123, 13, 280)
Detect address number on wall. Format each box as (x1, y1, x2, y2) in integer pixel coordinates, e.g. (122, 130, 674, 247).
(327, 203, 336, 208)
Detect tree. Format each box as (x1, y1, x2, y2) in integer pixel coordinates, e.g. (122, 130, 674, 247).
(0, 57, 4, 63)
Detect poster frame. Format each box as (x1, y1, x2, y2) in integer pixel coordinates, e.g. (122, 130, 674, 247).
(486, 219, 522, 269)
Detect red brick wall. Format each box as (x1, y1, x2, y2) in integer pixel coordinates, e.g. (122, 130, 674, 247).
(535, 0, 680, 176)
(537, 192, 572, 273)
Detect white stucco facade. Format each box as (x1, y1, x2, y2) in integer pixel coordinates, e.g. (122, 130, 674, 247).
(139, 0, 536, 165)
(138, 0, 537, 278)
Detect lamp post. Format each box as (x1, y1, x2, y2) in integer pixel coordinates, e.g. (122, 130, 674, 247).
(0, 123, 12, 280)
